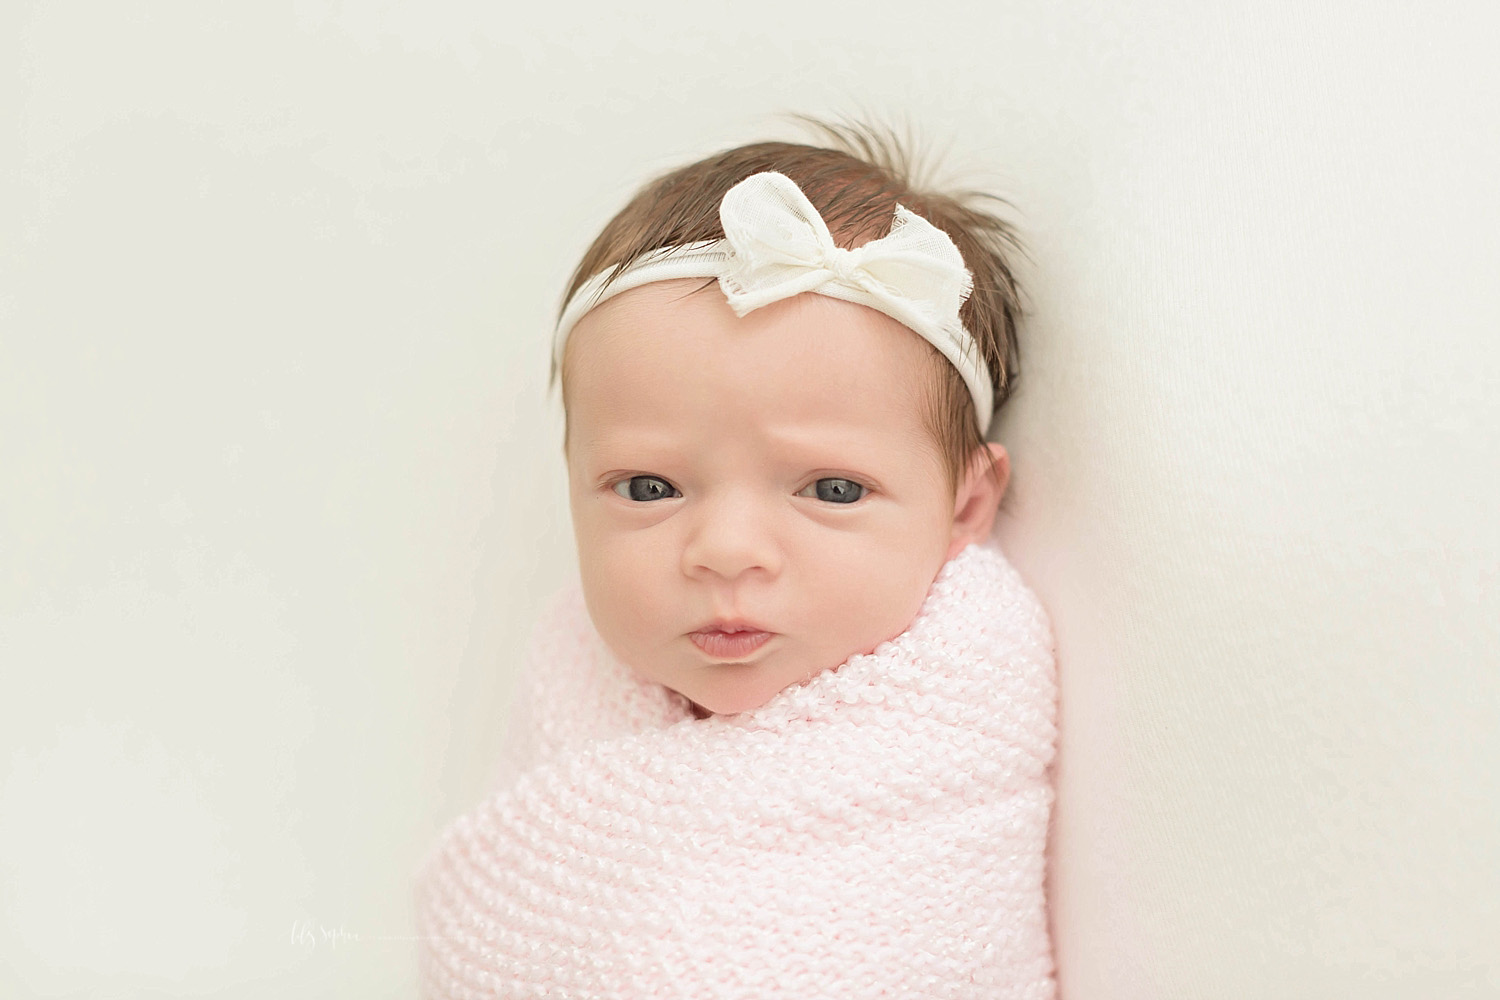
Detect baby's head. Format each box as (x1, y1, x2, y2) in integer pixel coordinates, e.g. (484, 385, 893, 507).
(551, 124, 1025, 717)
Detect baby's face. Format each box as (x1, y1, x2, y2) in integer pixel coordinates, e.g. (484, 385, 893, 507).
(564, 279, 974, 716)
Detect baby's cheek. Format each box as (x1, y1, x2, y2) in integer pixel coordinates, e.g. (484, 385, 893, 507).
(596, 538, 674, 644)
(849, 564, 934, 655)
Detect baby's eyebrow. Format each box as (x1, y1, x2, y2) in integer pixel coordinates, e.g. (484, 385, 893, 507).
(578, 420, 899, 465)
(762, 427, 903, 465)
(579, 426, 686, 452)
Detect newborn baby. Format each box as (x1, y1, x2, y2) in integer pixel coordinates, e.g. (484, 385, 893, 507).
(416, 126, 1058, 999)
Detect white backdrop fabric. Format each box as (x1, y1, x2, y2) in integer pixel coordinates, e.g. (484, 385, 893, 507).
(3, 0, 1496, 997)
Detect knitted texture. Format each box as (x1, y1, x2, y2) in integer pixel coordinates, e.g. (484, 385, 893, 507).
(414, 539, 1058, 999)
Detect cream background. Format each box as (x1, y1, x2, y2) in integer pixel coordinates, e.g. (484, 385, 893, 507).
(3, 0, 1496, 996)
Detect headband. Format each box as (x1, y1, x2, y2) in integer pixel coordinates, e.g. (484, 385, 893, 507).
(553, 171, 995, 435)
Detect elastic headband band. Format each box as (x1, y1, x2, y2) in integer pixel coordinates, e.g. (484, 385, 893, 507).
(553, 171, 994, 435)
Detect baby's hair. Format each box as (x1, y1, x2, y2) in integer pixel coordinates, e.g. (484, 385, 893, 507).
(552, 117, 1027, 500)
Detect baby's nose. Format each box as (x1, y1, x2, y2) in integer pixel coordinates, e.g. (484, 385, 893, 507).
(680, 494, 782, 582)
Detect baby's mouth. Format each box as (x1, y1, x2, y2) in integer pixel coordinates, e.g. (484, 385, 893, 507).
(688, 629, 774, 659)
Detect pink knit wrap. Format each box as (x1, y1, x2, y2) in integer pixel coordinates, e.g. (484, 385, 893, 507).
(415, 539, 1058, 998)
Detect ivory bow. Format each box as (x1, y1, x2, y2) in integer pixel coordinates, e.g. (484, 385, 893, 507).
(716, 172, 974, 334)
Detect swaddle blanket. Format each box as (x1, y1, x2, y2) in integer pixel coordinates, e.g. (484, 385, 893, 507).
(415, 539, 1058, 999)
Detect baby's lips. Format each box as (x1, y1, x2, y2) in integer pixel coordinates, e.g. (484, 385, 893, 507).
(689, 629, 774, 659)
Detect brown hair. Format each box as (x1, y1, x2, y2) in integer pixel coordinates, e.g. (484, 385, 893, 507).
(551, 119, 1027, 500)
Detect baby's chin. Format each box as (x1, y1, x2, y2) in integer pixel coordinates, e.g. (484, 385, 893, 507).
(670, 660, 849, 718)
(680, 691, 770, 718)
(671, 679, 779, 719)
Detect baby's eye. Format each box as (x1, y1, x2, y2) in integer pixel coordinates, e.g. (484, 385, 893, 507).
(612, 475, 680, 502)
(798, 478, 866, 504)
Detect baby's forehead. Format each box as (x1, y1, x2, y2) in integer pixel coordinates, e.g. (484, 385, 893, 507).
(562, 281, 942, 444)
(565, 279, 940, 385)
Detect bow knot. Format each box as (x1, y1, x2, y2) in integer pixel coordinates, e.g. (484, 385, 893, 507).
(824, 245, 866, 287)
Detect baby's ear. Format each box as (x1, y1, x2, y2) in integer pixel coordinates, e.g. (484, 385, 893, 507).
(947, 442, 1009, 559)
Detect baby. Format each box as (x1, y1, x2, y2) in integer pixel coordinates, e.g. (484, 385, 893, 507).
(417, 123, 1058, 998)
